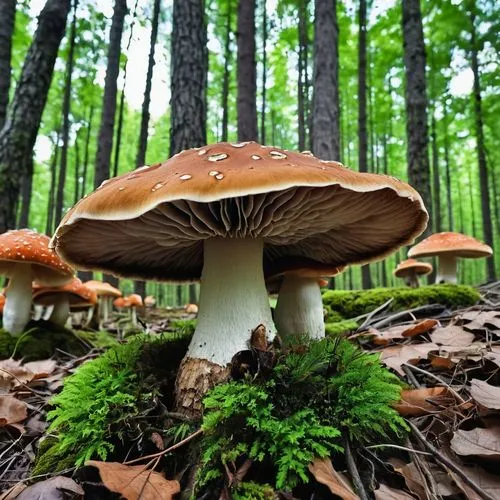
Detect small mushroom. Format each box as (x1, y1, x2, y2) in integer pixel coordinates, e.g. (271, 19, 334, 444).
(393, 259, 432, 288)
(84, 280, 122, 323)
(408, 232, 492, 284)
(0, 229, 73, 334)
(144, 295, 156, 308)
(126, 294, 143, 327)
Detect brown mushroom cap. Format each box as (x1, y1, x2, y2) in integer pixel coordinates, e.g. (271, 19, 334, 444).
(33, 278, 97, 307)
(0, 229, 73, 286)
(113, 297, 127, 308)
(408, 232, 493, 259)
(126, 294, 143, 307)
(393, 258, 433, 278)
(51, 142, 428, 281)
(84, 280, 122, 298)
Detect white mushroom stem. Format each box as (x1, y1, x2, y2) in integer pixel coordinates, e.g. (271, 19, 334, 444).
(405, 272, 419, 288)
(274, 275, 325, 340)
(187, 238, 275, 366)
(48, 295, 70, 326)
(131, 306, 137, 327)
(100, 297, 110, 322)
(3, 263, 33, 335)
(436, 255, 457, 284)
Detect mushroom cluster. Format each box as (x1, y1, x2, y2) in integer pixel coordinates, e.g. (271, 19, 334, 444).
(51, 141, 428, 413)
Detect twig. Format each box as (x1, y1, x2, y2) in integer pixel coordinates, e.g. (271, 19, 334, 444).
(356, 298, 394, 332)
(123, 428, 203, 465)
(402, 365, 421, 388)
(372, 304, 445, 330)
(365, 444, 431, 455)
(344, 437, 369, 500)
(407, 420, 496, 500)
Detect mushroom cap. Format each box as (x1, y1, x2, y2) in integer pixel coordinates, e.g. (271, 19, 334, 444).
(51, 142, 428, 281)
(144, 295, 156, 307)
(126, 293, 143, 307)
(408, 232, 493, 259)
(0, 229, 73, 286)
(266, 265, 345, 294)
(393, 258, 433, 278)
(84, 280, 122, 298)
(113, 297, 127, 308)
(33, 278, 97, 307)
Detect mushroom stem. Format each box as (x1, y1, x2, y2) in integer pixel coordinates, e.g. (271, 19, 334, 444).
(275, 275, 325, 339)
(3, 263, 33, 335)
(101, 297, 109, 323)
(131, 306, 137, 327)
(187, 238, 275, 366)
(49, 295, 70, 326)
(436, 255, 457, 284)
(405, 272, 420, 288)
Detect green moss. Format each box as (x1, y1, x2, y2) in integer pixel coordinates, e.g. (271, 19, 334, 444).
(170, 319, 197, 336)
(76, 330, 118, 349)
(0, 322, 90, 361)
(325, 319, 359, 336)
(322, 284, 479, 321)
(232, 481, 275, 499)
(32, 437, 77, 477)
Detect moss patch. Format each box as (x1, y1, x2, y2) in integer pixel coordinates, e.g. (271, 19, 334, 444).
(325, 319, 359, 336)
(323, 284, 480, 321)
(0, 321, 90, 361)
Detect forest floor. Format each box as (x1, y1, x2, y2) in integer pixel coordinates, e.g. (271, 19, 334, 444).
(1, 288, 500, 499)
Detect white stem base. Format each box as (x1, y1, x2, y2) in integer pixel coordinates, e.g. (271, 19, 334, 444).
(275, 275, 325, 339)
(187, 238, 275, 366)
(131, 307, 137, 327)
(49, 296, 70, 326)
(436, 256, 457, 284)
(101, 297, 109, 322)
(3, 263, 33, 335)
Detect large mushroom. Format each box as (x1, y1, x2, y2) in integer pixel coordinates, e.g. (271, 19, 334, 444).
(408, 232, 492, 284)
(51, 142, 427, 415)
(267, 266, 344, 340)
(0, 229, 74, 334)
(33, 278, 97, 327)
(393, 258, 432, 288)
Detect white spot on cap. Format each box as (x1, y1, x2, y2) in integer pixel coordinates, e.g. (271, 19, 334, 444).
(135, 165, 149, 172)
(208, 153, 228, 162)
(215, 173, 224, 180)
(208, 170, 219, 176)
(270, 151, 287, 159)
(251, 155, 261, 160)
(151, 182, 164, 192)
(301, 150, 314, 156)
(198, 149, 207, 155)
(230, 142, 249, 148)
(180, 174, 192, 180)
(118, 187, 125, 191)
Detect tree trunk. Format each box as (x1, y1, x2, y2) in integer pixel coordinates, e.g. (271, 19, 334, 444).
(73, 132, 80, 204)
(134, 0, 160, 298)
(81, 106, 93, 199)
(46, 128, 61, 235)
(56, 0, 78, 226)
(311, 0, 340, 161)
(431, 109, 441, 232)
(93, 0, 127, 189)
(221, 2, 232, 142)
(357, 0, 372, 289)
(0, 0, 16, 130)
(260, 0, 267, 144)
(442, 99, 453, 231)
(0, 0, 70, 233)
(402, 0, 432, 235)
(469, 5, 495, 281)
(18, 156, 33, 228)
(298, 0, 309, 151)
(236, 0, 257, 141)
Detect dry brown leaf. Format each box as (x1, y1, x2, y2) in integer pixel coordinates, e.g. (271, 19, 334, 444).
(429, 354, 455, 370)
(401, 319, 439, 337)
(369, 320, 438, 345)
(451, 426, 500, 459)
(24, 359, 57, 379)
(86, 460, 180, 500)
(393, 387, 455, 416)
(308, 457, 359, 500)
(0, 359, 34, 386)
(470, 379, 500, 409)
(15, 476, 84, 499)
(461, 310, 500, 333)
(0, 395, 27, 427)
(374, 483, 416, 500)
(388, 459, 427, 500)
(379, 343, 438, 376)
(0, 482, 27, 500)
(430, 325, 475, 347)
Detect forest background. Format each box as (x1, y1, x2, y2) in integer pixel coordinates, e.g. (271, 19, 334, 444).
(0, 0, 498, 304)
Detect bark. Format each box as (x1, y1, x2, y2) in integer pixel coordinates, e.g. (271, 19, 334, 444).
(431, 109, 441, 232)
(0, 0, 16, 130)
(56, 0, 78, 225)
(80, 106, 93, 199)
(298, 0, 309, 150)
(93, 0, 127, 189)
(402, 0, 432, 233)
(260, 0, 267, 144)
(311, 0, 340, 160)
(170, 0, 207, 155)
(357, 0, 371, 289)
(0, 0, 70, 233)
(442, 99, 453, 231)
(73, 132, 80, 204)
(46, 131, 60, 235)
(470, 5, 495, 281)
(236, 0, 257, 141)
(18, 157, 33, 228)
(221, 2, 232, 142)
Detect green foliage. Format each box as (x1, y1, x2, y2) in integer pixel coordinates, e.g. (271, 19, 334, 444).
(325, 319, 359, 336)
(199, 337, 407, 491)
(170, 318, 197, 336)
(232, 481, 275, 499)
(323, 284, 479, 321)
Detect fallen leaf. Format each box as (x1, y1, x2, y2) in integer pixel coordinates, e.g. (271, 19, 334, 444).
(0, 359, 34, 386)
(388, 458, 427, 500)
(461, 310, 500, 333)
(24, 359, 57, 379)
(401, 319, 439, 337)
(86, 460, 180, 500)
(0, 482, 27, 500)
(369, 320, 438, 345)
(451, 426, 500, 459)
(393, 387, 455, 416)
(0, 395, 27, 427)
(470, 379, 500, 409)
(430, 325, 475, 347)
(374, 483, 416, 500)
(379, 343, 438, 376)
(308, 457, 359, 500)
(429, 354, 455, 370)
(15, 476, 84, 499)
